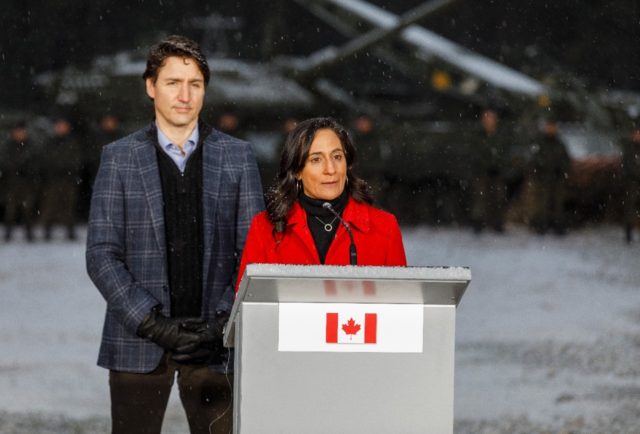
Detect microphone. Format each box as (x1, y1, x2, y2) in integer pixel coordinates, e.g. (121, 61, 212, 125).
(322, 202, 357, 265)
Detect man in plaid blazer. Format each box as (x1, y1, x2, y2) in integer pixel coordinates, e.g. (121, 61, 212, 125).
(86, 35, 264, 434)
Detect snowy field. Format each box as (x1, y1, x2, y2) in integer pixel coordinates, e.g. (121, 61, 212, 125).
(0, 224, 639, 433)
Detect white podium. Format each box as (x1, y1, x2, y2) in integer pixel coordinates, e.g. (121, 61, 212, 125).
(224, 264, 470, 434)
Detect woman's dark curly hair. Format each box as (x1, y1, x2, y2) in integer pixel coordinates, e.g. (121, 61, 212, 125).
(142, 35, 210, 85)
(266, 117, 373, 233)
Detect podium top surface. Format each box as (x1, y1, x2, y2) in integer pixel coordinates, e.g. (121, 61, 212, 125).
(236, 264, 470, 305)
(245, 263, 470, 281)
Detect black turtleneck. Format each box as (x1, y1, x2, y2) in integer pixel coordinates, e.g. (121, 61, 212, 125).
(299, 189, 349, 263)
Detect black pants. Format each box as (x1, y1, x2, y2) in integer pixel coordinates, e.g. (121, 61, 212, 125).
(109, 353, 233, 434)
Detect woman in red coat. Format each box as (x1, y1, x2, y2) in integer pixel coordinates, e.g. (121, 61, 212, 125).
(236, 117, 406, 290)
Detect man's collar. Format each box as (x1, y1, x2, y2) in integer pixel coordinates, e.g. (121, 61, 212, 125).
(155, 121, 199, 149)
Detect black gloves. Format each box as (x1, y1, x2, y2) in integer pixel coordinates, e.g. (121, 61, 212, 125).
(137, 307, 231, 365)
(136, 307, 203, 354)
(171, 311, 230, 364)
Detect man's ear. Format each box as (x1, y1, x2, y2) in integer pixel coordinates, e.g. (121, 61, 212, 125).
(145, 78, 156, 100)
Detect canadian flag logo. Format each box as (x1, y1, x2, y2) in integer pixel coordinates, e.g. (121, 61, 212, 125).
(278, 303, 423, 353)
(326, 313, 377, 344)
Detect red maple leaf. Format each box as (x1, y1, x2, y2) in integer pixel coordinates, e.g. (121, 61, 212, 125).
(342, 318, 361, 339)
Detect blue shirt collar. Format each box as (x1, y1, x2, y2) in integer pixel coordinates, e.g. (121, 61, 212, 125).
(156, 122, 199, 150)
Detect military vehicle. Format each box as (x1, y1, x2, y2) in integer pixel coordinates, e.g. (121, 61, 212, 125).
(30, 1, 452, 196)
(292, 0, 637, 226)
(30, 0, 637, 225)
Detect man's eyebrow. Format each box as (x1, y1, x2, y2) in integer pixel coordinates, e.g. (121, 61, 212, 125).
(161, 77, 204, 82)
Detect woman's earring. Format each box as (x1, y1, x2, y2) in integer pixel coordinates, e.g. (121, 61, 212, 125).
(296, 180, 301, 195)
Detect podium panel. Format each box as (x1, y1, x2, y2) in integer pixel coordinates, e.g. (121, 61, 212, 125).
(226, 264, 470, 434)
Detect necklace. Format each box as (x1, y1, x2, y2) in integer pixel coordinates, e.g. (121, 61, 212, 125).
(314, 215, 338, 232)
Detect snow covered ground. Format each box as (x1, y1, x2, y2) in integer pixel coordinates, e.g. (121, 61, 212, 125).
(404, 225, 640, 433)
(1, 224, 639, 433)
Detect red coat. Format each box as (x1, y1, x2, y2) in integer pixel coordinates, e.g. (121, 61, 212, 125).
(236, 197, 407, 291)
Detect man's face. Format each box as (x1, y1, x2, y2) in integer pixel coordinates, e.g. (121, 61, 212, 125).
(146, 56, 205, 130)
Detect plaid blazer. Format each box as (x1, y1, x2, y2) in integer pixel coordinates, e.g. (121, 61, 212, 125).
(86, 122, 264, 373)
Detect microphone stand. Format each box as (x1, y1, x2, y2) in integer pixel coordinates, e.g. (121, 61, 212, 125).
(322, 202, 357, 265)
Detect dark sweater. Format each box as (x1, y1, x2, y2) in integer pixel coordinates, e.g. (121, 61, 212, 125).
(155, 138, 204, 318)
(299, 190, 348, 263)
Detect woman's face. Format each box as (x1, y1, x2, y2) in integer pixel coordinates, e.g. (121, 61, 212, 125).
(297, 128, 347, 201)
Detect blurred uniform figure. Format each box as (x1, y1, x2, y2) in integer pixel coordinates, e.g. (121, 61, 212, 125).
(351, 114, 383, 195)
(98, 114, 123, 143)
(267, 117, 299, 187)
(40, 116, 82, 240)
(80, 114, 123, 219)
(2, 121, 40, 241)
(620, 125, 640, 243)
(470, 109, 510, 233)
(283, 117, 298, 135)
(527, 117, 570, 235)
(216, 112, 241, 136)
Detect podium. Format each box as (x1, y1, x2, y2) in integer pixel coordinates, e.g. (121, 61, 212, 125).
(224, 264, 470, 434)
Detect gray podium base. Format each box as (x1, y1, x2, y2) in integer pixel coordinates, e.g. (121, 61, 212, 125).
(234, 302, 455, 434)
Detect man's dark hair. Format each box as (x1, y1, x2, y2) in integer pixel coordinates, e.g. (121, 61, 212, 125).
(266, 117, 373, 234)
(142, 35, 210, 85)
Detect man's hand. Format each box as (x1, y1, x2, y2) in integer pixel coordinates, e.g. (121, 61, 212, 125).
(136, 308, 204, 353)
(171, 311, 230, 364)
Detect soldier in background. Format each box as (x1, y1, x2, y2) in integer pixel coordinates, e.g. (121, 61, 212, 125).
(216, 112, 242, 136)
(283, 117, 298, 135)
(269, 117, 299, 187)
(351, 114, 384, 196)
(1, 121, 40, 241)
(527, 116, 570, 235)
(79, 113, 123, 219)
(40, 115, 82, 240)
(469, 109, 510, 233)
(620, 124, 640, 243)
